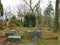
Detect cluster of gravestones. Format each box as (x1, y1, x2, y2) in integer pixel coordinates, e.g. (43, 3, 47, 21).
(4, 30, 42, 42)
(16, 30, 42, 40)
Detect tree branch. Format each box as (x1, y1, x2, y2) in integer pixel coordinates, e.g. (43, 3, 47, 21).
(23, 0, 30, 7)
(23, 0, 41, 13)
(33, 0, 40, 10)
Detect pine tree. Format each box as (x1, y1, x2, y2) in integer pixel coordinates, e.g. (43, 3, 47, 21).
(44, 1, 54, 27)
(36, 8, 43, 27)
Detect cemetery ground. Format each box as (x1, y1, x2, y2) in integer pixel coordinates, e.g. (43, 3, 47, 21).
(0, 27, 59, 45)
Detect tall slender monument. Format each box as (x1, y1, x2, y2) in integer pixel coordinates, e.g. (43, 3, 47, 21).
(0, 0, 3, 16)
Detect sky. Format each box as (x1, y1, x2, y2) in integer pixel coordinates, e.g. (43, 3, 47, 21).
(1, 0, 56, 9)
(1, 0, 56, 17)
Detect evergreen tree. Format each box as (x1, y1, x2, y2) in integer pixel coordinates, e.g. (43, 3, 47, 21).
(44, 1, 54, 27)
(23, 13, 30, 27)
(23, 13, 36, 27)
(36, 8, 43, 27)
(29, 13, 36, 27)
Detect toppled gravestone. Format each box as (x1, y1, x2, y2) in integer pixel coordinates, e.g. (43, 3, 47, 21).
(7, 36, 21, 42)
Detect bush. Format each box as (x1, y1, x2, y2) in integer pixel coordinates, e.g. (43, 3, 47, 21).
(10, 16, 20, 27)
(10, 16, 17, 23)
(15, 20, 21, 26)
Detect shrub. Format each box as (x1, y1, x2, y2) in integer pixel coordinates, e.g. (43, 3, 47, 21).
(15, 20, 21, 26)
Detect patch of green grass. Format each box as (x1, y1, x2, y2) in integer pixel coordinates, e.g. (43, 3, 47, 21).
(0, 27, 59, 45)
(39, 39, 58, 45)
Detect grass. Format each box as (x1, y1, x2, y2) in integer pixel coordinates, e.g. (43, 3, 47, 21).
(20, 39, 58, 45)
(58, 30, 60, 45)
(39, 39, 58, 45)
(0, 27, 59, 45)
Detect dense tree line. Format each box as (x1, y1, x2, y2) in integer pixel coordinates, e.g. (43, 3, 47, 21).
(0, 0, 60, 32)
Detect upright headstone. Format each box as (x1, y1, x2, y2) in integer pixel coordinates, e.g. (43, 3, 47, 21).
(28, 30, 42, 40)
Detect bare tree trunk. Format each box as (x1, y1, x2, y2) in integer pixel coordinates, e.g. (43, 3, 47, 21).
(54, 0, 59, 32)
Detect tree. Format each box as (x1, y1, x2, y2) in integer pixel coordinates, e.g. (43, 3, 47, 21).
(0, 0, 3, 16)
(23, 13, 30, 27)
(9, 16, 21, 27)
(15, 20, 21, 26)
(36, 8, 43, 27)
(23, 0, 41, 13)
(23, 13, 36, 27)
(16, 5, 21, 16)
(43, 1, 54, 27)
(54, 0, 59, 32)
(29, 13, 36, 27)
(10, 16, 16, 22)
(9, 16, 17, 27)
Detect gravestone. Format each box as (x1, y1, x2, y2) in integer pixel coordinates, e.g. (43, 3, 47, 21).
(7, 36, 21, 42)
(28, 30, 42, 40)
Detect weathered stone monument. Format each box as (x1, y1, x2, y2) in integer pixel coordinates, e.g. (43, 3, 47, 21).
(28, 30, 42, 40)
